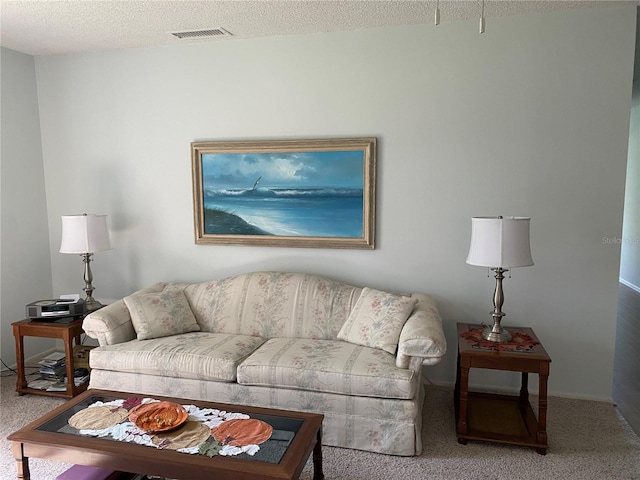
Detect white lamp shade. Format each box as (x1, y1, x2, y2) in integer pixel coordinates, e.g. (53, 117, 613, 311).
(466, 216, 533, 268)
(59, 214, 111, 254)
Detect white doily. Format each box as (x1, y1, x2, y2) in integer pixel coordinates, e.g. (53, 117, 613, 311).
(76, 398, 261, 456)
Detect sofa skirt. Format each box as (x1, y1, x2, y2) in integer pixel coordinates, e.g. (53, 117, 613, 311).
(89, 369, 426, 456)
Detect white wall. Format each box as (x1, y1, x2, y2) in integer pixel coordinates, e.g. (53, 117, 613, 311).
(31, 6, 635, 400)
(1, 48, 54, 368)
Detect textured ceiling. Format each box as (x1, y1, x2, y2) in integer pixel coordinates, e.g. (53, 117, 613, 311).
(0, 0, 638, 56)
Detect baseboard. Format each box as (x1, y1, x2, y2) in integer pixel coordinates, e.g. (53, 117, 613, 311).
(425, 378, 615, 404)
(620, 278, 640, 294)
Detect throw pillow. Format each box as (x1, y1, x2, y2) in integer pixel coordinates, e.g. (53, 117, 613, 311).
(337, 287, 418, 354)
(124, 287, 200, 340)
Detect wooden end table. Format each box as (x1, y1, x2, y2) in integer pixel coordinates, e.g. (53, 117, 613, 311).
(454, 322, 551, 454)
(12, 318, 88, 399)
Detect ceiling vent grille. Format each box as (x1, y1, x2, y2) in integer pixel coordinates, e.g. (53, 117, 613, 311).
(170, 28, 232, 39)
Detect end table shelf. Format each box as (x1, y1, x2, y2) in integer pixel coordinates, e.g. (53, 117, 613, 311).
(462, 391, 542, 448)
(12, 318, 89, 399)
(454, 323, 551, 454)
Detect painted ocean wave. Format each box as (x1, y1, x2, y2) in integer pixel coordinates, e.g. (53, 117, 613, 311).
(205, 187, 362, 198)
(203, 187, 364, 237)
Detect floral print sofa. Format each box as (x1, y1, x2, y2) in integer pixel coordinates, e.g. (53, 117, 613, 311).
(83, 271, 447, 456)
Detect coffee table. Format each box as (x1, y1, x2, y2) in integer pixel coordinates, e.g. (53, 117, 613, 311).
(7, 389, 324, 480)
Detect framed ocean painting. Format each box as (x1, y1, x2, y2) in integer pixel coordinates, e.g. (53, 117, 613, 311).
(191, 138, 376, 249)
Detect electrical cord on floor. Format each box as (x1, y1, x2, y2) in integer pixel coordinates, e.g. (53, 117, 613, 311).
(1, 358, 17, 376)
(422, 375, 434, 386)
(1, 358, 43, 377)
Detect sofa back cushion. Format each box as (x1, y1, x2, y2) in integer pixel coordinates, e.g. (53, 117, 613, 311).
(184, 272, 362, 340)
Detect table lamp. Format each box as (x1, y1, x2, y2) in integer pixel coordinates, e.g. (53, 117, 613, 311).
(466, 216, 533, 342)
(59, 213, 111, 312)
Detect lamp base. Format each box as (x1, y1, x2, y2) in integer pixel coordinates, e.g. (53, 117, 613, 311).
(84, 296, 104, 312)
(481, 266, 512, 343)
(482, 324, 512, 343)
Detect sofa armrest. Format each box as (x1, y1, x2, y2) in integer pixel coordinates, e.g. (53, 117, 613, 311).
(396, 293, 447, 369)
(83, 300, 136, 346)
(82, 282, 168, 346)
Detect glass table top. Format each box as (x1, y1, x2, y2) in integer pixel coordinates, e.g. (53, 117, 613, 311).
(36, 393, 303, 464)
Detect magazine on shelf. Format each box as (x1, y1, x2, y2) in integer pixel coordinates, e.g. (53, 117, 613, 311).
(38, 352, 65, 366)
(45, 374, 90, 391)
(46, 381, 68, 392)
(27, 378, 58, 390)
(39, 364, 66, 376)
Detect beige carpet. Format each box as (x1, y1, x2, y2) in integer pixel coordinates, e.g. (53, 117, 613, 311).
(1, 375, 639, 480)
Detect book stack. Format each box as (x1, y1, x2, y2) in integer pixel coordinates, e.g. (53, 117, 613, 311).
(27, 352, 66, 390)
(39, 352, 66, 380)
(26, 352, 91, 391)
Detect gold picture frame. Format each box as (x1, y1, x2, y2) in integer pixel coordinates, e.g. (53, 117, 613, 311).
(191, 137, 376, 249)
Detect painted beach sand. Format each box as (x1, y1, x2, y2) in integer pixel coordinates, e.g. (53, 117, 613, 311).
(202, 150, 365, 238)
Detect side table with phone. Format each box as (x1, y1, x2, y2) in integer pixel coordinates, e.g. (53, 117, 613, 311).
(13, 297, 92, 398)
(12, 317, 89, 398)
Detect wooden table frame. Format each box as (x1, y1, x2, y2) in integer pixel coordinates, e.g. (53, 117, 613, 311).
(454, 323, 551, 454)
(8, 389, 324, 480)
(12, 318, 88, 399)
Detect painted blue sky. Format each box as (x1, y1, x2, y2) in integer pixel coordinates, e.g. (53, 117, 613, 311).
(202, 150, 364, 189)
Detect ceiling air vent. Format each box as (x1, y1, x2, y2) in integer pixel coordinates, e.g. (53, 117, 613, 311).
(170, 28, 232, 39)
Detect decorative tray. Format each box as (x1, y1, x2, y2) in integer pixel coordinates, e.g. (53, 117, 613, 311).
(128, 401, 189, 432)
(211, 418, 273, 446)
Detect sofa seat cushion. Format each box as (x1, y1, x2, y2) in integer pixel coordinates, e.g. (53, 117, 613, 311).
(90, 332, 266, 382)
(237, 338, 417, 400)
